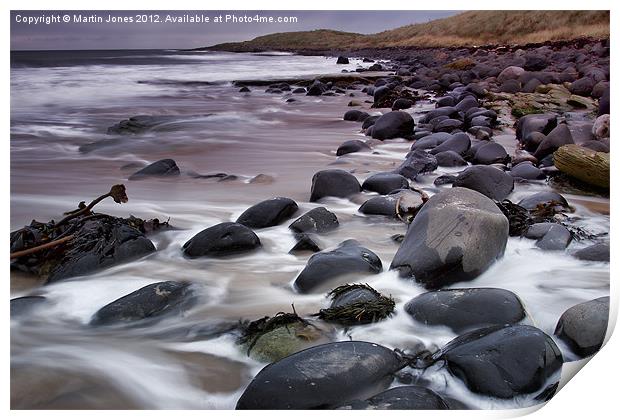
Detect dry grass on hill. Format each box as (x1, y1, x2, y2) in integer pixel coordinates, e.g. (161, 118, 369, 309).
(207, 10, 609, 51)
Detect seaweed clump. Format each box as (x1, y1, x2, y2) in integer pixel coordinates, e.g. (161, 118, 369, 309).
(316, 283, 395, 326)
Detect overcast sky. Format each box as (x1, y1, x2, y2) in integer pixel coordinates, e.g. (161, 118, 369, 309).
(11, 10, 460, 50)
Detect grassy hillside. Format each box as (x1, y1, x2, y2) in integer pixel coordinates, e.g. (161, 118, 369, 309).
(207, 10, 609, 51)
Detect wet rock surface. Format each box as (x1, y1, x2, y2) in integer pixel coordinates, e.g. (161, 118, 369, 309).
(129, 159, 180, 180)
(555, 296, 609, 358)
(452, 165, 514, 200)
(434, 324, 563, 398)
(310, 169, 361, 202)
(390, 188, 508, 289)
(294, 240, 382, 293)
(236, 341, 405, 409)
(405, 288, 527, 333)
(236, 197, 298, 229)
(90, 281, 194, 326)
(338, 386, 450, 410)
(182, 222, 261, 258)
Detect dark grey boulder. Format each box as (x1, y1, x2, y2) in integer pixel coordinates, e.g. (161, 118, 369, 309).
(236, 197, 298, 229)
(343, 110, 371, 122)
(359, 188, 425, 219)
(598, 88, 610, 116)
(472, 142, 509, 165)
(434, 174, 457, 186)
(405, 288, 527, 334)
(534, 124, 574, 159)
(517, 191, 569, 211)
(289, 207, 339, 234)
(182, 222, 261, 258)
(411, 132, 452, 151)
(499, 79, 521, 93)
(310, 169, 361, 202)
(236, 341, 405, 409)
(452, 165, 514, 200)
(362, 115, 380, 130)
(371, 111, 415, 140)
(420, 107, 459, 124)
(569, 77, 595, 97)
(525, 223, 572, 250)
(306, 80, 328, 96)
(359, 195, 400, 217)
(338, 386, 449, 410)
(435, 151, 467, 167)
(516, 113, 557, 141)
(434, 324, 563, 398)
(10, 296, 48, 318)
(390, 188, 508, 289)
(454, 96, 479, 113)
(292, 87, 306, 94)
(522, 132, 546, 153)
(90, 281, 193, 326)
(581, 141, 609, 153)
(509, 162, 545, 180)
(336, 56, 349, 64)
(294, 240, 382, 293)
(362, 173, 409, 194)
(394, 150, 438, 180)
(436, 96, 456, 107)
(289, 234, 321, 255)
(392, 98, 413, 111)
(129, 159, 180, 180)
(555, 296, 609, 358)
(522, 78, 543, 93)
(106, 115, 178, 135)
(434, 118, 464, 133)
(573, 243, 610, 262)
(524, 55, 548, 71)
(336, 139, 371, 156)
(430, 133, 471, 156)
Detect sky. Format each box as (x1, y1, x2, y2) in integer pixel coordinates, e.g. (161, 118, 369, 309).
(11, 10, 460, 50)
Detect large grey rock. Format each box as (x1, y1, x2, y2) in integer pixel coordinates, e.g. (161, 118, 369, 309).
(236, 341, 405, 409)
(555, 296, 609, 358)
(182, 222, 261, 258)
(534, 123, 574, 159)
(497, 66, 526, 84)
(338, 386, 449, 410)
(525, 223, 572, 250)
(435, 151, 467, 167)
(371, 111, 415, 140)
(236, 197, 298, 229)
(336, 139, 371, 156)
(430, 133, 471, 156)
(452, 165, 514, 200)
(390, 188, 508, 289)
(310, 169, 361, 202)
(294, 240, 382, 293)
(362, 173, 409, 194)
(289, 207, 338, 234)
(405, 288, 527, 333)
(573, 243, 610, 262)
(90, 281, 193, 326)
(472, 142, 509, 165)
(394, 150, 438, 180)
(129, 159, 180, 180)
(434, 325, 563, 398)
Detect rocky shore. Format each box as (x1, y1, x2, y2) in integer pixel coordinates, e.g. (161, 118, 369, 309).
(11, 37, 610, 409)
